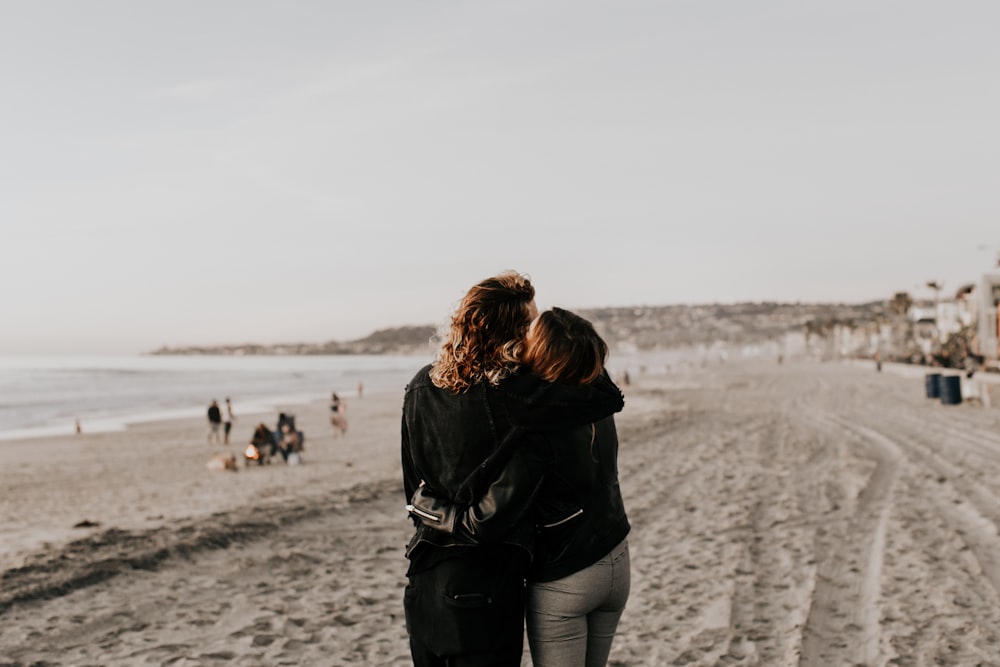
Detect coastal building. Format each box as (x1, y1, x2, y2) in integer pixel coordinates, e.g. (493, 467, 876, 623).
(910, 306, 938, 357)
(977, 271, 1000, 367)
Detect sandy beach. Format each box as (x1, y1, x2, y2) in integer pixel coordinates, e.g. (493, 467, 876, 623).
(3, 359, 1000, 666)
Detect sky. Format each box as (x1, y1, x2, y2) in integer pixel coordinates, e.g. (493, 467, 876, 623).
(3, 1, 999, 354)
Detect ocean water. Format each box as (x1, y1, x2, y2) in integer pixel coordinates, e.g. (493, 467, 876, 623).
(0, 354, 431, 441)
(0, 346, 729, 442)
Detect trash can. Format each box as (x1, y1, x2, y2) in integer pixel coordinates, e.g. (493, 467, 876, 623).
(925, 373, 942, 399)
(940, 375, 962, 405)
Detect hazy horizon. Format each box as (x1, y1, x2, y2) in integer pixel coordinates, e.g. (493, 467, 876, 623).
(5, 1, 999, 354)
(149, 293, 960, 355)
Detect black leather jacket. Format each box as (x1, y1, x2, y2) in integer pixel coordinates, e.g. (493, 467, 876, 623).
(525, 415, 629, 581)
(401, 364, 624, 574)
(410, 414, 629, 582)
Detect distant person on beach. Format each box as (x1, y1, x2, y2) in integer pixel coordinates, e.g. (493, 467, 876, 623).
(280, 422, 305, 465)
(408, 308, 630, 667)
(246, 423, 278, 465)
(207, 400, 222, 444)
(401, 272, 624, 666)
(223, 397, 235, 445)
(276, 412, 294, 439)
(330, 392, 347, 436)
(357, 381, 364, 398)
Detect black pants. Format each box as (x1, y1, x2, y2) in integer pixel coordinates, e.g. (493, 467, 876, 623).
(405, 549, 526, 667)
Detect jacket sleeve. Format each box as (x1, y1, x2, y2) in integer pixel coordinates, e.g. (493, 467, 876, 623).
(500, 371, 624, 432)
(408, 433, 553, 543)
(401, 408, 420, 505)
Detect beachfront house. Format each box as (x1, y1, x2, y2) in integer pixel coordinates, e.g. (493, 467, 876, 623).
(977, 271, 1000, 368)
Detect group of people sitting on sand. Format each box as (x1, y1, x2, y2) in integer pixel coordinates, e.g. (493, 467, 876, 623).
(244, 412, 306, 466)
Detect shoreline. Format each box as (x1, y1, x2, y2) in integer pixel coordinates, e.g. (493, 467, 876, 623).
(0, 391, 349, 443)
(0, 353, 429, 442)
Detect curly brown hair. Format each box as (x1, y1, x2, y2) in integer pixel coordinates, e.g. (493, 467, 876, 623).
(522, 307, 608, 385)
(429, 271, 536, 393)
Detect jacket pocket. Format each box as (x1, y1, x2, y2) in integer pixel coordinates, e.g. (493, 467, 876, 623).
(541, 508, 583, 528)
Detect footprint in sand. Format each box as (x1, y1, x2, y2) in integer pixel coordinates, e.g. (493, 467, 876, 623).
(252, 634, 279, 646)
(200, 651, 236, 661)
(281, 638, 310, 651)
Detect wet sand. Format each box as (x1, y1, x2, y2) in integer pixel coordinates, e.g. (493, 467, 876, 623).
(2, 360, 1000, 665)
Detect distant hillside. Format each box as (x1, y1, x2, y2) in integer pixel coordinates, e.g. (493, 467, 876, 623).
(149, 325, 438, 356)
(149, 302, 887, 356)
(579, 301, 887, 349)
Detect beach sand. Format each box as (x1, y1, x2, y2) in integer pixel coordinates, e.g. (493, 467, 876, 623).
(3, 359, 1000, 665)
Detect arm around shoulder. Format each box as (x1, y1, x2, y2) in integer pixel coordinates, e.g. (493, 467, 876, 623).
(499, 370, 624, 432)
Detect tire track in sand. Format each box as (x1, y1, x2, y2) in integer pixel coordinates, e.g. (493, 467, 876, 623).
(851, 405, 1000, 598)
(798, 412, 901, 667)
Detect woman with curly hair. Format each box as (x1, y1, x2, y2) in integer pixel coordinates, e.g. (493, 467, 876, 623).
(401, 272, 624, 667)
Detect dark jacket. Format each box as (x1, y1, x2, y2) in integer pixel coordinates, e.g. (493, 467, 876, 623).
(526, 415, 629, 582)
(406, 382, 630, 582)
(401, 364, 624, 575)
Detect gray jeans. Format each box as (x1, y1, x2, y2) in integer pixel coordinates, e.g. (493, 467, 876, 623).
(526, 538, 630, 667)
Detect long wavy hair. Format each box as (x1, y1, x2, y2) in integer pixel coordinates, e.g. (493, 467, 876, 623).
(430, 271, 536, 392)
(521, 307, 608, 385)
